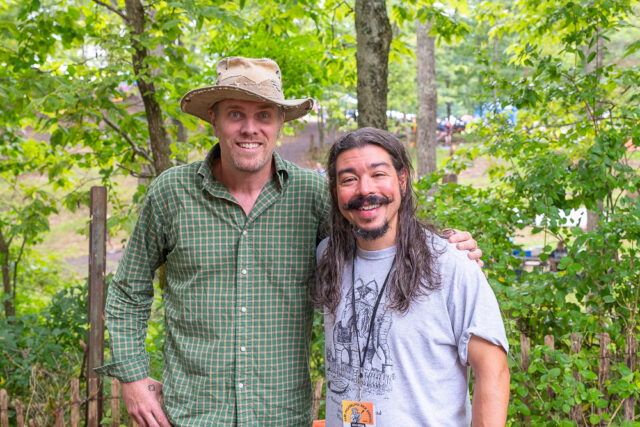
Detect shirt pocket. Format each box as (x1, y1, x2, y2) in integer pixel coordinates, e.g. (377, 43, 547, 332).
(262, 239, 315, 288)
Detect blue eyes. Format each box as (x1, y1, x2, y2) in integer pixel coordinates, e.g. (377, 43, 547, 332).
(228, 111, 271, 119)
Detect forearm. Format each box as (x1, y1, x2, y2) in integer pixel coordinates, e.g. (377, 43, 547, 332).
(99, 274, 156, 382)
(468, 335, 510, 426)
(105, 277, 154, 358)
(471, 363, 510, 426)
(97, 182, 167, 382)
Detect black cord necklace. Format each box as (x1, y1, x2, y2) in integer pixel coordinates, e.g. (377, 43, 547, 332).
(350, 243, 396, 402)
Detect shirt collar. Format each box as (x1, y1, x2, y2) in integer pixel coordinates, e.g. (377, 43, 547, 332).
(198, 144, 289, 192)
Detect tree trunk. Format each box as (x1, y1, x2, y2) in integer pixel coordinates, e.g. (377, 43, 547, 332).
(493, 36, 499, 112)
(585, 27, 603, 232)
(416, 18, 437, 176)
(318, 104, 325, 148)
(0, 229, 15, 318)
(125, 0, 172, 176)
(355, 0, 392, 130)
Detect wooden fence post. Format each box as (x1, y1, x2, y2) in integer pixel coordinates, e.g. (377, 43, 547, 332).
(520, 334, 531, 424)
(570, 333, 582, 424)
(15, 399, 24, 427)
(110, 379, 120, 427)
(87, 378, 99, 427)
(54, 407, 64, 427)
(88, 186, 107, 425)
(598, 332, 610, 426)
(71, 378, 80, 427)
(623, 333, 637, 421)
(520, 334, 530, 371)
(544, 335, 555, 402)
(312, 378, 324, 421)
(1, 389, 8, 427)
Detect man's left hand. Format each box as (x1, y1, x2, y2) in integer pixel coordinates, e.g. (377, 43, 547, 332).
(447, 229, 483, 268)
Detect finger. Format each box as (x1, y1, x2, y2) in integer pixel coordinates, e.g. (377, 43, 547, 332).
(465, 248, 482, 260)
(477, 259, 484, 268)
(151, 407, 172, 427)
(448, 230, 472, 243)
(138, 404, 164, 427)
(456, 239, 478, 251)
(130, 412, 147, 427)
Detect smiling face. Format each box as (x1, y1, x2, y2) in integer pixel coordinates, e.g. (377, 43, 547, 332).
(209, 99, 284, 177)
(335, 144, 407, 251)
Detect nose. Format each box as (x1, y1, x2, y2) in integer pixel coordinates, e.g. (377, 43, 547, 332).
(356, 175, 375, 195)
(241, 117, 258, 135)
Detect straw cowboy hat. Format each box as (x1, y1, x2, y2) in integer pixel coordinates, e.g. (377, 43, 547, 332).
(180, 56, 314, 122)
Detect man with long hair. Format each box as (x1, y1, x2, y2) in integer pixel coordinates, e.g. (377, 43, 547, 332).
(315, 127, 510, 426)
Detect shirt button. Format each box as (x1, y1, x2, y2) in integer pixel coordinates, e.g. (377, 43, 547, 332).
(241, 269, 247, 275)
(240, 346, 246, 352)
(238, 383, 244, 389)
(242, 230, 248, 236)
(241, 307, 247, 313)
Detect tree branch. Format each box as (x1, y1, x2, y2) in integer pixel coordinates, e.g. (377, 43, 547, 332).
(100, 113, 154, 166)
(12, 235, 27, 294)
(92, 0, 129, 23)
(116, 162, 155, 179)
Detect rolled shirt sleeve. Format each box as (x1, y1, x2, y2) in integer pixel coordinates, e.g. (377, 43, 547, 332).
(95, 178, 168, 383)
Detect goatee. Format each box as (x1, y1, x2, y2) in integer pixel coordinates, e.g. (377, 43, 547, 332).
(352, 220, 390, 241)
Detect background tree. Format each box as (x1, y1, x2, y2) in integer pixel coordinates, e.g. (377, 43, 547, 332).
(416, 17, 438, 176)
(355, 0, 392, 129)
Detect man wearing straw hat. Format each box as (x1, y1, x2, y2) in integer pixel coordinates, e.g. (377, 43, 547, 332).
(97, 56, 481, 426)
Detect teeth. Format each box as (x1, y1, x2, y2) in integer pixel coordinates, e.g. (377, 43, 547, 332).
(239, 143, 259, 149)
(359, 204, 380, 211)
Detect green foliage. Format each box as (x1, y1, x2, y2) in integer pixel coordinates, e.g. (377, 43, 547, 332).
(1, 0, 639, 423)
(310, 310, 327, 419)
(0, 277, 86, 424)
(420, 0, 640, 423)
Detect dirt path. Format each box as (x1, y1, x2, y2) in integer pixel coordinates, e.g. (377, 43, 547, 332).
(277, 120, 339, 168)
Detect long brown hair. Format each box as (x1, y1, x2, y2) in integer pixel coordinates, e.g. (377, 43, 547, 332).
(313, 127, 443, 315)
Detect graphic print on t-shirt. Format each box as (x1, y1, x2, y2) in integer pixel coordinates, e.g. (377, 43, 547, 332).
(326, 276, 394, 397)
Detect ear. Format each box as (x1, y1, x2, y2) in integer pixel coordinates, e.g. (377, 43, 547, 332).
(208, 108, 216, 124)
(398, 168, 408, 195)
(208, 109, 218, 136)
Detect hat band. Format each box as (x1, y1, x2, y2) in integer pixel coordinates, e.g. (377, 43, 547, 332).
(216, 76, 284, 100)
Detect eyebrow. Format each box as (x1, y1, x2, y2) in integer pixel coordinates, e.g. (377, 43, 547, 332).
(224, 103, 277, 111)
(337, 161, 391, 176)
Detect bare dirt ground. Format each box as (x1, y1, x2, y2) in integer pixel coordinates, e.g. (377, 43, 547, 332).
(277, 120, 340, 168)
(458, 154, 489, 181)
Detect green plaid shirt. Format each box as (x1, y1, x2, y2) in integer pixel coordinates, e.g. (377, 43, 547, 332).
(97, 145, 329, 426)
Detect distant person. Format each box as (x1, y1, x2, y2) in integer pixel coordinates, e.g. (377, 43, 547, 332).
(96, 57, 483, 426)
(314, 127, 509, 426)
(445, 118, 453, 146)
(550, 241, 568, 272)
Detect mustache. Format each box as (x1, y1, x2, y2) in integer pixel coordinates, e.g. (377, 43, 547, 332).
(342, 194, 391, 210)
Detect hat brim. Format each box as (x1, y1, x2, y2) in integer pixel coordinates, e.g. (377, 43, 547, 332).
(180, 85, 314, 123)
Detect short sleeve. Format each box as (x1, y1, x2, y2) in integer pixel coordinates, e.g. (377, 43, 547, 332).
(443, 245, 509, 366)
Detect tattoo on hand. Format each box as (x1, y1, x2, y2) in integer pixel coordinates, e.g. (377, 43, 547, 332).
(148, 384, 155, 392)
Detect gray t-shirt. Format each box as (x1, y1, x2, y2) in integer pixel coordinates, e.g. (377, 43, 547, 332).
(317, 234, 508, 427)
